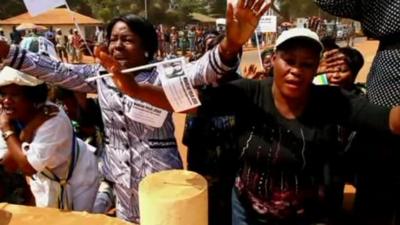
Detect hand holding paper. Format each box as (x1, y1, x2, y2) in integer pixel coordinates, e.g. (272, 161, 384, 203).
(94, 46, 139, 95)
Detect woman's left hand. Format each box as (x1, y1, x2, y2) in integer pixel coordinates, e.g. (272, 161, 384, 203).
(225, 0, 271, 50)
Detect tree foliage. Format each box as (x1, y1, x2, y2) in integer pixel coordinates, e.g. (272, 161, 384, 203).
(0, 0, 333, 26)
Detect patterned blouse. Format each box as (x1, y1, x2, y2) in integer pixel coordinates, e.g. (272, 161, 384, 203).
(315, 0, 400, 107)
(3, 45, 237, 223)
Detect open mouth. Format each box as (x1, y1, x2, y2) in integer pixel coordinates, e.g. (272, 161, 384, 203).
(2, 108, 14, 115)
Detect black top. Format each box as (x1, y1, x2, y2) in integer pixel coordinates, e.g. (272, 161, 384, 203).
(199, 78, 391, 221)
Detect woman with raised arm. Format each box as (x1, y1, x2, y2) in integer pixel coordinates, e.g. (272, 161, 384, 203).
(0, 0, 269, 222)
(98, 27, 400, 225)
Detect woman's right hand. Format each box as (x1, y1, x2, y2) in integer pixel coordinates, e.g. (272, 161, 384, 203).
(317, 49, 346, 74)
(94, 45, 139, 96)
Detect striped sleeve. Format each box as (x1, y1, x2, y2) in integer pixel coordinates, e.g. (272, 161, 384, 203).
(3, 45, 99, 93)
(186, 44, 240, 87)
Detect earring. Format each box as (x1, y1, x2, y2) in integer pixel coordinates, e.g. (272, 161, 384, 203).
(144, 52, 149, 58)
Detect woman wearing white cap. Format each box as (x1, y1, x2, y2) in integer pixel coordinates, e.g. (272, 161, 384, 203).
(97, 27, 400, 224)
(0, 66, 99, 211)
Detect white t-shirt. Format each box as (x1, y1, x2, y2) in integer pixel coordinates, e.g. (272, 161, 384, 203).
(24, 103, 100, 211)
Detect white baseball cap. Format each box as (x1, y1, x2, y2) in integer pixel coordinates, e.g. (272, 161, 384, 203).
(0, 66, 43, 87)
(274, 28, 324, 53)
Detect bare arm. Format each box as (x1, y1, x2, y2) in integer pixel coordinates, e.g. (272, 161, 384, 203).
(389, 106, 400, 135)
(96, 0, 271, 111)
(0, 40, 99, 93)
(0, 106, 58, 176)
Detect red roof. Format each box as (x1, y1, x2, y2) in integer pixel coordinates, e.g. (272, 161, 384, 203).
(0, 8, 102, 25)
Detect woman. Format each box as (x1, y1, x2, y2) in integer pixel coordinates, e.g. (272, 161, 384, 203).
(314, 2, 400, 223)
(0, 66, 99, 211)
(98, 27, 400, 224)
(0, 0, 269, 222)
(314, 0, 400, 107)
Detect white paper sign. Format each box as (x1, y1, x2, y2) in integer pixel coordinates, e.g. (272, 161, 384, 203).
(23, 0, 66, 16)
(158, 58, 201, 112)
(125, 99, 169, 128)
(258, 15, 277, 33)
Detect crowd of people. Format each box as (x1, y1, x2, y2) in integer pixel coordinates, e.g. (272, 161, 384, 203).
(0, 0, 399, 225)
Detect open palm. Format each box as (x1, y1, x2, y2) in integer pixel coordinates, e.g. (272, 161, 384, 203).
(226, 0, 271, 48)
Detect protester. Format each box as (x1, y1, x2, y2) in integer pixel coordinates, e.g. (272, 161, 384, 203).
(71, 29, 82, 63)
(97, 27, 400, 225)
(183, 32, 242, 225)
(10, 26, 22, 45)
(48, 86, 104, 150)
(55, 29, 69, 63)
(243, 47, 273, 79)
(0, 0, 269, 222)
(315, 2, 400, 224)
(0, 29, 8, 43)
(316, 46, 366, 223)
(314, 0, 400, 107)
(45, 26, 56, 46)
(0, 66, 99, 211)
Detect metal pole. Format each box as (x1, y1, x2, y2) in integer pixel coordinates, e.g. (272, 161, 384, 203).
(144, 0, 148, 19)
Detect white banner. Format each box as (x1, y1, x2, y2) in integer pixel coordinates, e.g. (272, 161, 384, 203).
(23, 0, 66, 16)
(125, 99, 169, 128)
(158, 58, 201, 112)
(258, 15, 277, 33)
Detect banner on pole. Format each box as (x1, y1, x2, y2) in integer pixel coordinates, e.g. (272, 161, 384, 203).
(23, 0, 66, 16)
(258, 15, 277, 33)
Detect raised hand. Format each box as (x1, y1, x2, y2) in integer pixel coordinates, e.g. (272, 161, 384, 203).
(308, 16, 322, 32)
(225, 0, 271, 49)
(243, 64, 269, 80)
(94, 46, 138, 95)
(317, 49, 346, 74)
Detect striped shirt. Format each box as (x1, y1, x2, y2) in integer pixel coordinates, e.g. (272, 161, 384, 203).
(3, 45, 238, 223)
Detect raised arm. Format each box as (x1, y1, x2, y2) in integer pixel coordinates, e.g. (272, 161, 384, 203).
(97, 0, 271, 111)
(219, 0, 271, 64)
(0, 41, 99, 93)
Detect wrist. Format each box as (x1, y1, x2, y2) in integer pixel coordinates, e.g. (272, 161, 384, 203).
(2, 130, 15, 141)
(219, 38, 242, 58)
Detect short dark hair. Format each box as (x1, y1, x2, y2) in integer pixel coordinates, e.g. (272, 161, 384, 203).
(106, 14, 158, 60)
(261, 48, 273, 60)
(339, 47, 364, 79)
(23, 83, 48, 104)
